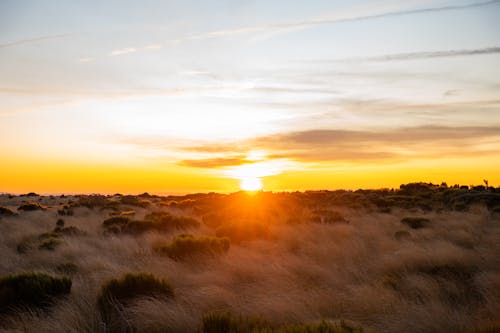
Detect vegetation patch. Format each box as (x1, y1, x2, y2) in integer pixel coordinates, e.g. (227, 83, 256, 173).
(97, 273, 173, 331)
(102, 212, 199, 235)
(0, 273, 71, 313)
(154, 234, 230, 260)
(38, 237, 64, 250)
(400, 217, 431, 229)
(0, 206, 16, 217)
(200, 311, 369, 333)
(394, 230, 411, 240)
(310, 210, 348, 224)
(17, 202, 45, 211)
(55, 262, 79, 275)
(216, 221, 269, 243)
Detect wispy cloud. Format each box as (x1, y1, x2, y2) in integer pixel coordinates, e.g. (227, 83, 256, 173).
(0, 33, 69, 49)
(179, 156, 250, 168)
(180, 0, 500, 42)
(109, 48, 137, 56)
(335, 46, 500, 62)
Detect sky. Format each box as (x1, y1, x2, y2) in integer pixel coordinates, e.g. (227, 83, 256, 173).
(1, 0, 499, 194)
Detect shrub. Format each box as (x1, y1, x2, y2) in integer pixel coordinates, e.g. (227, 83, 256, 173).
(55, 262, 79, 275)
(199, 312, 369, 333)
(144, 211, 200, 230)
(39, 237, 64, 250)
(102, 216, 130, 228)
(56, 218, 65, 227)
(310, 210, 348, 224)
(216, 221, 269, 243)
(17, 202, 45, 211)
(394, 230, 411, 240)
(120, 195, 151, 208)
(102, 212, 200, 235)
(56, 226, 86, 236)
(97, 273, 173, 330)
(0, 206, 16, 217)
(400, 217, 430, 229)
(154, 234, 230, 260)
(0, 273, 71, 313)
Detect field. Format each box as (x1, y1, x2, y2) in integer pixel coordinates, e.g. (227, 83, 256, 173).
(0, 183, 499, 333)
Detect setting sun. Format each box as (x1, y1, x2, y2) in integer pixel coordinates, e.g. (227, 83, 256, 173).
(239, 177, 263, 191)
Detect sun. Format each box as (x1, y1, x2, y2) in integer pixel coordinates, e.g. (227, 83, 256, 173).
(239, 177, 263, 191)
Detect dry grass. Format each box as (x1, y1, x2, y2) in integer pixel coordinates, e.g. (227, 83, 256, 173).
(0, 189, 499, 333)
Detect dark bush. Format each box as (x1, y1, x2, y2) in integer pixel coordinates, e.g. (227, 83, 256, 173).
(400, 217, 430, 229)
(102, 216, 130, 228)
(102, 212, 200, 235)
(39, 237, 63, 250)
(394, 230, 411, 240)
(120, 195, 151, 208)
(97, 273, 173, 331)
(200, 312, 368, 333)
(56, 219, 65, 227)
(0, 273, 71, 313)
(17, 202, 45, 211)
(154, 234, 230, 260)
(0, 206, 16, 217)
(216, 221, 269, 243)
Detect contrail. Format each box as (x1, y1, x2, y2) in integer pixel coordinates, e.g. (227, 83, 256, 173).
(0, 33, 69, 49)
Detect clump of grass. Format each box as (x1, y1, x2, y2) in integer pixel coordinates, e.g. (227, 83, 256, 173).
(310, 210, 348, 224)
(97, 273, 173, 331)
(55, 262, 79, 275)
(120, 195, 151, 207)
(216, 221, 269, 243)
(56, 218, 65, 227)
(154, 234, 230, 260)
(0, 273, 71, 313)
(200, 312, 369, 333)
(0, 206, 16, 217)
(400, 217, 430, 229)
(57, 206, 74, 216)
(17, 202, 45, 211)
(102, 212, 200, 235)
(38, 237, 64, 251)
(394, 230, 411, 240)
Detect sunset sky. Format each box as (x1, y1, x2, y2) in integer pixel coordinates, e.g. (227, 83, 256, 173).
(1, 0, 500, 194)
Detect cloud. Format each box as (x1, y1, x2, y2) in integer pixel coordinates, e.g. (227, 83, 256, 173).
(176, 125, 500, 165)
(346, 47, 500, 62)
(179, 156, 250, 168)
(0, 33, 69, 49)
(109, 48, 137, 56)
(181, 0, 500, 42)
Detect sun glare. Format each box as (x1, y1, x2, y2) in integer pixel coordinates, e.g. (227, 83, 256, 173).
(240, 177, 263, 191)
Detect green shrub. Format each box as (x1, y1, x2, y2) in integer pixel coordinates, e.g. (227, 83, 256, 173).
(97, 273, 173, 331)
(56, 226, 86, 236)
(17, 202, 45, 211)
(39, 237, 64, 250)
(102, 212, 200, 235)
(0, 273, 71, 313)
(154, 234, 230, 260)
(400, 217, 430, 229)
(0, 206, 16, 217)
(102, 216, 130, 228)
